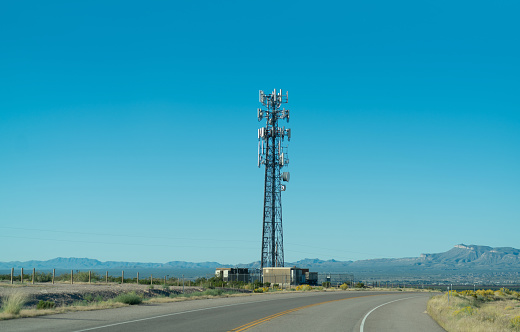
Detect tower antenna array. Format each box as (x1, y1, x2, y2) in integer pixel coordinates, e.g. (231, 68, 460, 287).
(257, 89, 291, 269)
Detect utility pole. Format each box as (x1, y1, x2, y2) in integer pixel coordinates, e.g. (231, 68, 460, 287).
(257, 89, 291, 269)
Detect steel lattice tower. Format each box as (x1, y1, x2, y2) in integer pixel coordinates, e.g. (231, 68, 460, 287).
(257, 89, 291, 269)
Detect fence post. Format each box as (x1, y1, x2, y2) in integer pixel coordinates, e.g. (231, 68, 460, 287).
(52, 269, 55, 284)
(164, 276, 166, 285)
(106, 271, 108, 284)
(137, 272, 139, 285)
(71, 270, 73, 284)
(21, 268, 23, 284)
(122, 270, 124, 284)
(150, 274, 153, 285)
(89, 271, 91, 284)
(32, 268, 35, 284)
(11, 268, 13, 284)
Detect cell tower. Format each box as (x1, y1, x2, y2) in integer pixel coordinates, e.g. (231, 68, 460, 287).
(257, 89, 291, 269)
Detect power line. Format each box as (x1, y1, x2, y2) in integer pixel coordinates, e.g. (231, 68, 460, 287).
(0, 235, 255, 251)
(0, 226, 392, 258)
(0, 235, 360, 261)
(0, 226, 257, 243)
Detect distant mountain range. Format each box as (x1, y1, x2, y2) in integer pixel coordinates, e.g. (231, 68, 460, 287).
(241, 244, 520, 272)
(345, 244, 520, 272)
(1, 244, 519, 273)
(0, 257, 222, 270)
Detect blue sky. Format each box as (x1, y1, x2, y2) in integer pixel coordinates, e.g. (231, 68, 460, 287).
(1, 1, 518, 264)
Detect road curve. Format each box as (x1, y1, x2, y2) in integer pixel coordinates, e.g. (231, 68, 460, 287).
(0, 291, 445, 332)
(249, 292, 445, 332)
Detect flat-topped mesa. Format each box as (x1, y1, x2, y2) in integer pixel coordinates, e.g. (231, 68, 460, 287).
(454, 244, 474, 250)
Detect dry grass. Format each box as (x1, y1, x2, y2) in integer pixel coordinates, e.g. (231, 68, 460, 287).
(1, 292, 26, 315)
(0, 289, 251, 320)
(427, 289, 520, 332)
(0, 300, 127, 320)
(145, 291, 251, 304)
(0, 290, 128, 321)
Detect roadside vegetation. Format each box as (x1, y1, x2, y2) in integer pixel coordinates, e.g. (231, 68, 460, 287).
(174, 289, 230, 297)
(428, 288, 520, 332)
(1, 292, 26, 316)
(114, 292, 142, 305)
(0, 282, 335, 320)
(0, 291, 129, 320)
(0, 286, 248, 320)
(0, 274, 438, 321)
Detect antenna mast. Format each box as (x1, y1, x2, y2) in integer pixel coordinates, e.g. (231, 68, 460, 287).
(257, 89, 291, 269)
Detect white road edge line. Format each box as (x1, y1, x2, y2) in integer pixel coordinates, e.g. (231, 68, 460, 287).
(71, 293, 326, 332)
(359, 296, 418, 332)
(72, 301, 259, 332)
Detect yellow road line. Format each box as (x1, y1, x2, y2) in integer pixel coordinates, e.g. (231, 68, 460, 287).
(228, 294, 381, 332)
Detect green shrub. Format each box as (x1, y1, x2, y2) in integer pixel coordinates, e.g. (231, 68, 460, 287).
(228, 281, 246, 288)
(201, 289, 224, 296)
(34, 272, 53, 283)
(55, 271, 103, 283)
(72, 300, 89, 306)
(84, 294, 93, 302)
(205, 276, 225, 288)
(453, 306, 476, 316)
(322, 282, 331, 288)
(340, 283, 349, 290)
(2, 293, 26, 315)
(114, 292, 142, 305)
(296, 285, 313, 291)
(36, 300, 56, 310)
(511, 316, 520, 329)
(171, 289, 237, 298)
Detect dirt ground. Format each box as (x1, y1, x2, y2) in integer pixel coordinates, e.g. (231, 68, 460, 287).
(0, 282, 207, 307)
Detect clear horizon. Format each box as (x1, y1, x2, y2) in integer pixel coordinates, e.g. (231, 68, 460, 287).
(1, 1, 518, 264)
(1, 242, 517, 265)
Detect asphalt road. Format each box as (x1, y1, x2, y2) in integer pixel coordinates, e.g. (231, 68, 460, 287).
(0, 291, 445, 332)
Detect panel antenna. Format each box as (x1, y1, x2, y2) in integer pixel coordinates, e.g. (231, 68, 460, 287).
(256, 89, 292, 269)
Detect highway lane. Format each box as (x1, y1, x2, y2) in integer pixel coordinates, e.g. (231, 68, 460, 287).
(360, 295, 445, 331)
(0, 291, 445, 332)
(249, 292, 445, 332)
